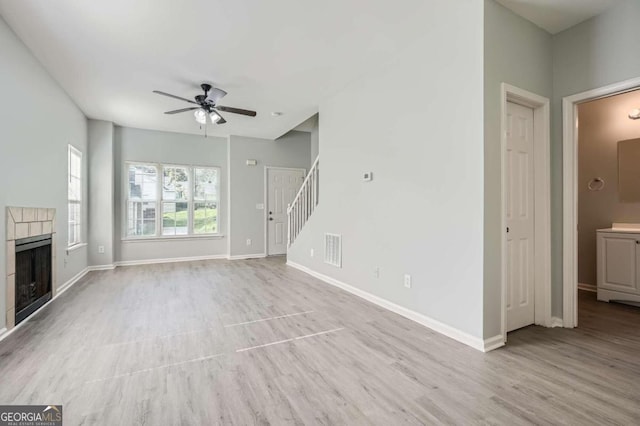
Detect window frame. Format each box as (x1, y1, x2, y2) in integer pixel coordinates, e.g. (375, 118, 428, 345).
(68, 144, 83, 248)
(123, 161, 221, 240)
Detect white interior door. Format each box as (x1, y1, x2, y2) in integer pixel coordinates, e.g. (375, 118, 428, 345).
(267, 168, 305, 255)
(506, 101, 536, 332)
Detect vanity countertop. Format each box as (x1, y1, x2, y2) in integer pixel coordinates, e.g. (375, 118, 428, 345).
(598, 224, 640, 234)
(598, 228, 640, 234)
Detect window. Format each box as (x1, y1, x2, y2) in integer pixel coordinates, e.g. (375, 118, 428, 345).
(162, 166, 189, 236)
(127, 164, 158, 236)
(193, 167, 219, 234)
(68, 145, 82, 247)
(125, 163, 219, 238)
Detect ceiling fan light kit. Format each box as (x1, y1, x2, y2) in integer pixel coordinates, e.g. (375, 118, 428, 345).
(193, 109, 207, 124)
(153, 83, 257, 129)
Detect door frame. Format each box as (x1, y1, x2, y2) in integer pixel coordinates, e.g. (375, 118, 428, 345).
(562, 76, 640, 327)
(500, 83, 552, 342)
(264, 166, 306, 256)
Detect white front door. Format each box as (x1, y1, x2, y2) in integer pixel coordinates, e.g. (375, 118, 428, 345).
(506, 101, 536, 332)
(267, 168, 305, 255)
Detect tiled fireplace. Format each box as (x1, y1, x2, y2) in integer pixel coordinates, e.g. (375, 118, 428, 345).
(6, 207, 57, 330)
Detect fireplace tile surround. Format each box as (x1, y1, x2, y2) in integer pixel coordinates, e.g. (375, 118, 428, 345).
(5, 207, 56, 330)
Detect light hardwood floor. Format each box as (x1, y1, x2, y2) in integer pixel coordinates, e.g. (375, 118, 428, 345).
(1, 257, 639, 425)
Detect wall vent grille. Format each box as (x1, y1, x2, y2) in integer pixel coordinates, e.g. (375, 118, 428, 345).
(324, 233, 342, 268)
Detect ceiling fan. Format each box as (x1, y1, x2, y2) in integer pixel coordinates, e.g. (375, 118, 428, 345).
(153, 83, 257, 125)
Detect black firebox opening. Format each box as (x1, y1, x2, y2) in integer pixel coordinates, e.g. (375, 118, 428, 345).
(15, 234, 52, 325)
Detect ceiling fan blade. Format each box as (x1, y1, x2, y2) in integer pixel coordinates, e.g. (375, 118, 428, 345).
(153, 90, 198, 105)
(211, 111, 226, 124)
(216, 106, 257, 117)
(164, 107, 199, 114)
(207, 88, 227, 105)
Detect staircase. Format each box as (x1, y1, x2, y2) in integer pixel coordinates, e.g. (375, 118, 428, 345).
(288, 156, 319, 246)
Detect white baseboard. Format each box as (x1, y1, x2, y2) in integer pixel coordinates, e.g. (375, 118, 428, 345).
(88, 264, 116, 271)
(286, 261, 488, 352)
(57, 267, 90, 295)
(0, 266, 89, 343)
(550, 316, 564, 328)
(227, 253, 267, 260)
(483, 334, 505, 352)
(96, 254, 271, 268)
(578, 282, 597, 293)
(115, 254, 227, 267)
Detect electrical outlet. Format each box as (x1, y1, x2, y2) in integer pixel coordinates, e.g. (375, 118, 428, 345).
(404, 274, 412, 288)
(310, 248, 314, 257)
(374, 267, 380, 278)
(246, 238, 252, 246)
(98, 245, 105, 254)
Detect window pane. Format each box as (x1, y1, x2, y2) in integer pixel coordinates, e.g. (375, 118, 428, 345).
(70, 149, 81, 178)
(128, 165, 157, 200)
(68, 146, 82, 247)
(68, 176, 81, 201)
(68, 222, 76, 245)
(194, 202, 217, 234)
(127, 201, 156, 236)
(163, 167, 189, 201)
(69, 202, 77, 223)
(194, 168, 218, 201)
(162, 202, 188, 235)
(68, 202, 80, 244)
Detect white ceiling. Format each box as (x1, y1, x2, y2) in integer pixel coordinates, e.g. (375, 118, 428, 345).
(292, 114, 318, 133)
(496, 0, 619, 34)
(0, 0, 434, 139)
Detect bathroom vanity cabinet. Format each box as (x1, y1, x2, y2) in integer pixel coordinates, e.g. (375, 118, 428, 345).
(597, 227, 640, 304)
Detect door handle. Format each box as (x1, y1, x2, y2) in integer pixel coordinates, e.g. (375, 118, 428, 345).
(269, 218, 273, 221)
(269, 211, 273, 215)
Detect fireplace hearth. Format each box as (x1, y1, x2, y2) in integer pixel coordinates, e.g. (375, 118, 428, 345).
(15, 234, 52, 324)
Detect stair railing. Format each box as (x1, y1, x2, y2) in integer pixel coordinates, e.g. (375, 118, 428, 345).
(287, 156, 319, 246)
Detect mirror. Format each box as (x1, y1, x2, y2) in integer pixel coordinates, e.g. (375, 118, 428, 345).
(618, 138, 640, 202)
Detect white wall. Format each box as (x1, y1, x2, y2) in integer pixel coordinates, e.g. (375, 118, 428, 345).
(0, 16, 88, 328)
(88, 120, 114, 267)
(552, 0, 640, 314)
(228, 131, 311, 257)
(310, 115, 319, 163)
(114, 126, 228, 262)
(483, 0, 553, 336)
(288, 0, 485, 341)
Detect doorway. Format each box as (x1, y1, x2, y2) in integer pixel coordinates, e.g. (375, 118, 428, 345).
(501, 84, 552, 341)
(562, 77, 640, 327)
(265, 167, 305, 256)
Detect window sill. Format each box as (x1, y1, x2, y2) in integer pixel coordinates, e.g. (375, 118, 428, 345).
(66, 243, 87, 253)
(121, 234, 225, 243)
